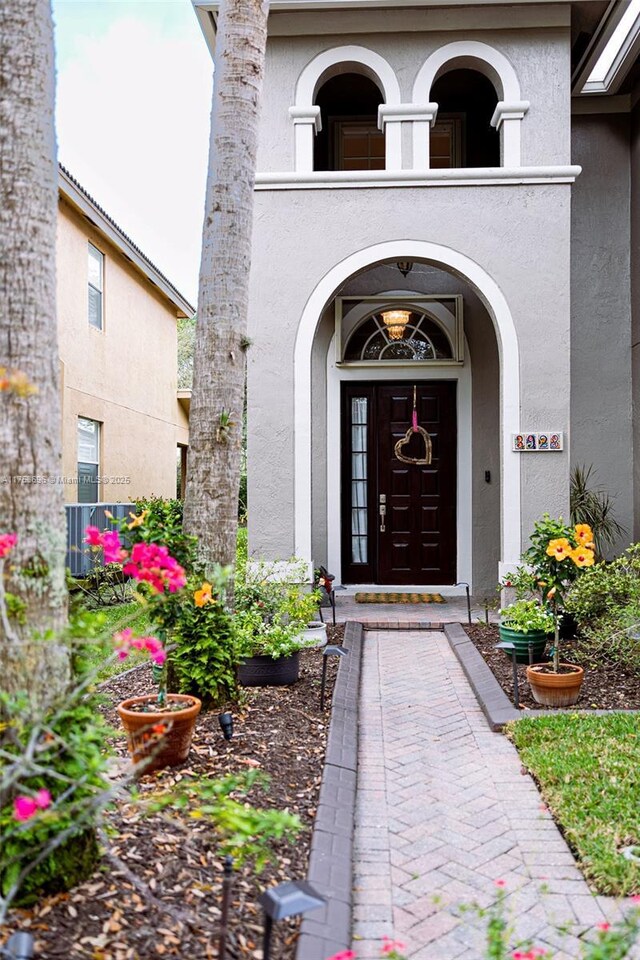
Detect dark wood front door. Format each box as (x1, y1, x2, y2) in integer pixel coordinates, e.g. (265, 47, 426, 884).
(341, 381, 457, 585)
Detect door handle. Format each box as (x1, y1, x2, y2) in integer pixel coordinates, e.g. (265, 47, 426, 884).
(379, 501, 386, 533)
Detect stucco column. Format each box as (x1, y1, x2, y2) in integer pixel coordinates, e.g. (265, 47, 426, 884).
(491, 101, 530, 167)
(376, 104, 427, 171)
(289, 106, 322, 173)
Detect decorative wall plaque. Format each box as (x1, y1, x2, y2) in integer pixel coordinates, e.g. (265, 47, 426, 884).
(512, 432, 563, 452)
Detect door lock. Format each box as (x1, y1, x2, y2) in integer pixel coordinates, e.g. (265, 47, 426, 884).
(379, 498, 386, 533)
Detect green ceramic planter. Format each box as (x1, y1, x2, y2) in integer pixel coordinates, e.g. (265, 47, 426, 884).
(498, 624, 549, 664)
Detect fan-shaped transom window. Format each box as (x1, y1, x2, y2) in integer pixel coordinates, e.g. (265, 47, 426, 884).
(344, 310, 454, 362)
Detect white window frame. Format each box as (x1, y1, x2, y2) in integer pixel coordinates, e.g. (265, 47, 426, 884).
(77, 416, 101, 503)
(88, 243, 104, 331)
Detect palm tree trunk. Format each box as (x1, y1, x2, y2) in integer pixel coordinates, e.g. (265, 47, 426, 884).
(183, 0, 269, 572)
(0, 0, 69, 700)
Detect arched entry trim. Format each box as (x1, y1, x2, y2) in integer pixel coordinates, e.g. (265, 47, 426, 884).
(292, 45, 402, 171)
(293, 240, 522, 579)
(412, 41, 528, 167)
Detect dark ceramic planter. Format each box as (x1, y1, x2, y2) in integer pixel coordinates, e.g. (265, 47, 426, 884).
(238, 651, 300, 687)
(498, 624, 549, 664)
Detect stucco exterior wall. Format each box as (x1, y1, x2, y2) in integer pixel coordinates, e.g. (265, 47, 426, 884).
(632, 101, 640, 539)
(247, 180, 572, 583)
(258, 21, 571, 172)
(57, 197, 188, 503)
(570, 114, 633, 554)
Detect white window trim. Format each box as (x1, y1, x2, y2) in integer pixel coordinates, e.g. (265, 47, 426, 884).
(88, 242, 104, 331)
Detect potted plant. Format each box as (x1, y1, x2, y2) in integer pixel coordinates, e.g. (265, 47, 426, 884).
(498, 599, 553, 663)
(232, 558, 321, 685)
(233, 608, 304, 686)
(518, 515, 594, 706)
(85, 520, 202, 771)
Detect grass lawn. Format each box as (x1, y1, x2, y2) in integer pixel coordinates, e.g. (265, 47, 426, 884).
(508, 713, 640, 896)
(77, 601, 156, 683)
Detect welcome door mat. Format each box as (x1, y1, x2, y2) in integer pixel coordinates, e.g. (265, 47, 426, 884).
(354, 592, 446, 604)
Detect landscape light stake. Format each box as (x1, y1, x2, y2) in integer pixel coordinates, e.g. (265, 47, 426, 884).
(1, 932, 34, 960)
(218, 711, 234, 740)
(456, 582, 471, 624)
(496, 641, 519, 709)
(218, 855, 234, 960)
(320, 645, 349, 710)
(258, 880, 326, 960)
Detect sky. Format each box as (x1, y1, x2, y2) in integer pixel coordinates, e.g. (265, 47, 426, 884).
(53, 0, 214, 306)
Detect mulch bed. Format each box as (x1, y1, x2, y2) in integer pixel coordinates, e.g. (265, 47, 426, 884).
(464, 624, 640, 711)
(6, 626, 344, 960)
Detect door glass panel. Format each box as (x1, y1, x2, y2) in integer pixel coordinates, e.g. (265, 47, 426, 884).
(351, 397, 368, 563)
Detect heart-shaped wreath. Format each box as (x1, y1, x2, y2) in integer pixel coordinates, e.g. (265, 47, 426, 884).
(394, 425, 432, 465)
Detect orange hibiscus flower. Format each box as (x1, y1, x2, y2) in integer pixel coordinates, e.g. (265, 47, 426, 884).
(546, 538, 572, 561)
(194, 582, 213, 607)
(574, 524, 595, 548)
(570, 547, 595, 568)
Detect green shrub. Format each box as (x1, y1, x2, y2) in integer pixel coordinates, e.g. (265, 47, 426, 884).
(564, 544, 640, 669)
(0, 692, 111, 907)
(171, 569, 238, 707)
(130, 497, 196, 570)
(499, 599, 554, 633)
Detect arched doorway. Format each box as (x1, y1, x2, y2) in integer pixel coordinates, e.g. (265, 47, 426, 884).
(293, 241, 521, 590)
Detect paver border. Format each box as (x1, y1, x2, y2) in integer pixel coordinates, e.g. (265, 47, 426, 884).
(444, 622, 520, 730)
(296, 620, 364, 960)
(444, 622, 640, 729)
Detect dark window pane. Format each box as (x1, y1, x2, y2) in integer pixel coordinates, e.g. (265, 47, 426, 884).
(78, 462, 98, 503)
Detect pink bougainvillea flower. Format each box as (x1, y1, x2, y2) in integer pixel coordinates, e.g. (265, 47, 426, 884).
(84, 526, 103, 547)
(151, 649, 167, 666)
(0, 533, 18, 558)
(597, 923, 611, 931)
(13, 796, 38, 821)
(325, 953, 356, 960)
(13, 789, 52, 822)
(123, 542, 186, 594)
(113, 628, 133, 659)
(494, 879, 506, 887)
(381, 937, 406, 955)
(143, 636, 163, 654)
(630, 895, 640, 903)
(102, 530, 126, 564)
(35, 789, 52, 809)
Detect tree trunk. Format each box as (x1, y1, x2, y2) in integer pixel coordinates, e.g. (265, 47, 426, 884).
(183, 0, 269, 572)
(0, 0, 69, 701)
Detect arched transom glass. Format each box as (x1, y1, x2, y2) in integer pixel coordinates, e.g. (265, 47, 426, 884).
(344, 310, 453, 362)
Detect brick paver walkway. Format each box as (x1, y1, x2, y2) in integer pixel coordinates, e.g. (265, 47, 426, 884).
(352, 630, 633, 960)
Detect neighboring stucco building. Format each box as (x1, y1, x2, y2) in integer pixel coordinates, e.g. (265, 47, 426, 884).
(57, 166, 194, 505)
(194, 0, 640, 594)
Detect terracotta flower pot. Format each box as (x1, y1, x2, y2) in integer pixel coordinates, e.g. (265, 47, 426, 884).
(117, 694, 201, 773)
(525, 663, 585, 707)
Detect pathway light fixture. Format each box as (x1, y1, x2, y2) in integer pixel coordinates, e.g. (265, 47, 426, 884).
(1, 932, 34, 960)
(218, 711, 234, 740)
(259, 879, 325, 960)
(456, 581, 471, 624)
(320, 645, 349, 710)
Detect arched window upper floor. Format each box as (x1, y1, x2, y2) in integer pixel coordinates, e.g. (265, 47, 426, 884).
(288, 41, 529, 173)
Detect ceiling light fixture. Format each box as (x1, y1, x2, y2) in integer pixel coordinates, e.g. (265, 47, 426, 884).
(381, 309, 411, 341)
